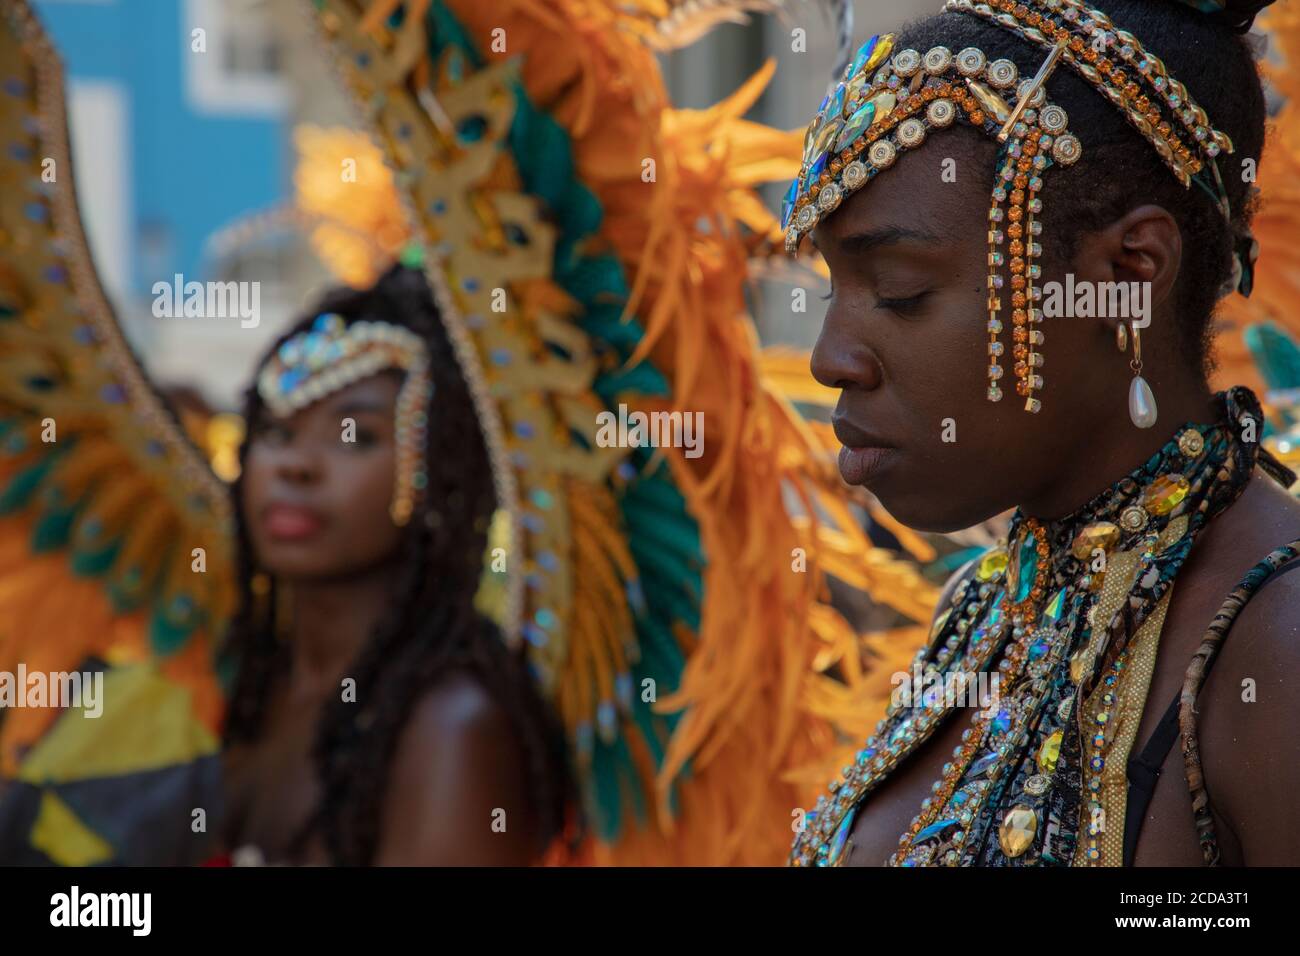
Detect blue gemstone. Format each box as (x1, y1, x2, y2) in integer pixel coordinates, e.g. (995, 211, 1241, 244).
(1028, 639, 1050, 661)
(530, 488, 553, 510)
(828, 808, 856, 863)
(851, 36, 879, 77)
(514, 420, 535, 439)
(100, 383, 126, 404)
(803, 152, 828, 192)
(537, 550, 558, 571)
(780, 178, 799, 229)
(521, 513, 543, 533)
(969, 751, 1001, 778)
(43, 265, 66, 284)
(992, 708, 1012, 735)
(835, 101, 876, 152)
(24, 202, 47, 222)
(490, 349, 511, 366)
(915, 818, 957, 843)
(535, 607, 558, 630)
(523, 622, 548, 647)
(626, 578, 646, 612)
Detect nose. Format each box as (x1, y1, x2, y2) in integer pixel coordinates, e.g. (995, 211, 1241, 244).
(810, 307, 884, 393)
(272, 442, 321, 487)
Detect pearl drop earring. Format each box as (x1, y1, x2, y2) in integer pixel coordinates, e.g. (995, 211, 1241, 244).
(1125, 322, 1157, 429)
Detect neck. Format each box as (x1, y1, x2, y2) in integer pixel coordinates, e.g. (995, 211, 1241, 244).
(282, 561, 398, 697)
(1019, 376, 1218, 522)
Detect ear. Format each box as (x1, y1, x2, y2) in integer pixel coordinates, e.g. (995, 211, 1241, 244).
(1069, 204, 1182, 332)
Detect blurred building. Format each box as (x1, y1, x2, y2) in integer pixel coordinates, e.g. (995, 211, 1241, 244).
(35, 0, 327, 408)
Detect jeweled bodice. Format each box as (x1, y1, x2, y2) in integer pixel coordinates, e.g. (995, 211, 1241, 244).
(791, 392, 1265, 867)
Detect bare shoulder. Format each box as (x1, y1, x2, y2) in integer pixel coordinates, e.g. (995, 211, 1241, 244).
(376, 670, 539, 865)
(1185, 470, 1300, 864)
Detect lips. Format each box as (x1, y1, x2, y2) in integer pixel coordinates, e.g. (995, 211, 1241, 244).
(832, 416, 899, 487)
(261, 502, 325, 540)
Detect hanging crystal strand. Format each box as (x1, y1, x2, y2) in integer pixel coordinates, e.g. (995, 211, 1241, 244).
(987, 155, 1014, 402)
(1024, 131, 1046, 412)
(1005, 127, 1037, 411)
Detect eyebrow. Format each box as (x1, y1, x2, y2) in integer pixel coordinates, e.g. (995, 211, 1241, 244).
(829, 226, 944, 257)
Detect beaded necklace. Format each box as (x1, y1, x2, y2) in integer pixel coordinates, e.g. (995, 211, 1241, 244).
(790, 386, 1290, 867)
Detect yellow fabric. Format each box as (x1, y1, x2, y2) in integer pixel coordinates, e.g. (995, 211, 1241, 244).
(29, 790, 114, 866)
(17, 664, 218, 784)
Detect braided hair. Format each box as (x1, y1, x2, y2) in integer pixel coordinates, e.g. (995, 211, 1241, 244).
(897, 0, 1274, 376)
(220, 264, 570, 865)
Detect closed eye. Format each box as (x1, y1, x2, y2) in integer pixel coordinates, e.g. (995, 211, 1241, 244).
(876, 291, 931, 316)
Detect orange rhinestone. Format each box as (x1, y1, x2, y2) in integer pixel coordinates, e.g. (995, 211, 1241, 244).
(1125, 82, 1140, 98)
(1157, 121, 1172, 136)
(1009, 240, 1025, 255)
(1014, 360, 1029, 377)
(1112, 70, 1128, 86)
(1083, 49, 1098, 64)
(1098, 59, 1113, 75)
(1008, 223, 1024, 239)
(1135, 95, 1150, 112)
(1012, 292, 1028, 308)
(970, 110, 986, 125)
(1010, 257, 1025, 274)
(1008, 207, 1024, 222)
(1010, 189, 1025, 205)
(1011, 275, 1027, 290)
(1070, 37, 1085, 53)
(1016, 380, 1031, 397)
(1013, 174, 1028, 189)
(1017, 157, 1032, 172)
(1013, 343, 1029, 360)
(1013, 324, 1029, 340)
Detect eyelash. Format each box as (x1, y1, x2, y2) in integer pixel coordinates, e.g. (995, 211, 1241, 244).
(819, 289, 932, 314)
(876, 292, 930, 315)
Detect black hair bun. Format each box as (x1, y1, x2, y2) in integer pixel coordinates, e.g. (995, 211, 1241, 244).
(1169, 0, 1279, 33)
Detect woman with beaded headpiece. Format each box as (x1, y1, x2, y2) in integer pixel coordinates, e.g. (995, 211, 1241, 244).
(0, 0, 939, 865)
(785, 0, 1300, 867)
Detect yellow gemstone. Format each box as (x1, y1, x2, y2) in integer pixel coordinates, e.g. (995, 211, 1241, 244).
(1037, 730, 1062, 774)
(1071, 521, 1120, 560)
(1143, 474, 1190, 516)
(977, 547, 1009, 581)
(1069, 649, 1091, 683)
(998, 805, 1038, 858)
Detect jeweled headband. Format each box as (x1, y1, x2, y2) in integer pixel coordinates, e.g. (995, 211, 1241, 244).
(782, 0, 1247, 416)
(257, 313, 433, 526)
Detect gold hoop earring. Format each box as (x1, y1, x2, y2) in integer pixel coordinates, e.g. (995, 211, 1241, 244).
(1128, 325, 1157, 429)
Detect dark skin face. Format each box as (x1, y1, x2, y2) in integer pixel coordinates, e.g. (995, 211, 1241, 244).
(810, 129, 1216, 532)
(242, 373, 404, 582)
(807, 130, 1300, 865)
